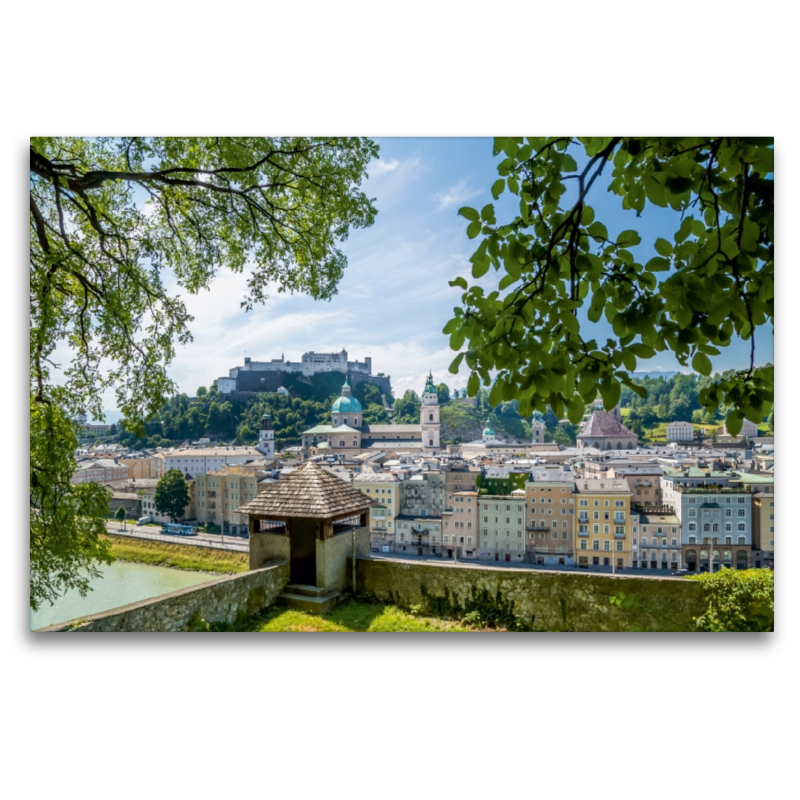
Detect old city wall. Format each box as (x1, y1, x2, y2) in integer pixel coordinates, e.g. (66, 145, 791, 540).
(353, 558, 706, 632)
(37, 561, 290, 632)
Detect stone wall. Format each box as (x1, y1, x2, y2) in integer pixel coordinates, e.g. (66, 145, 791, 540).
(354, 558, 706, 632)
(316, 527, 370, 591)
(250, 531, 291, 569)
(37, 561, 289, 632)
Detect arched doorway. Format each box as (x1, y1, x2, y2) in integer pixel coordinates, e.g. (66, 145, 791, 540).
(736, 549, 749, 569)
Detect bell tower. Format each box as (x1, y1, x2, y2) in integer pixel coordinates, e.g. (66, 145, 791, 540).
(257, 413, 275, 459)
(421, 371, 440, 452)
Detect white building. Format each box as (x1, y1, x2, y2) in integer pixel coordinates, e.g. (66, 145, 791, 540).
(666, 421, 695, 442)
(661, 467, 753, 571)
(164, 447, 270, 477)
(721, 418, 759, 438)
(478, 492, 527, 563)
(71, 458, 130, 484)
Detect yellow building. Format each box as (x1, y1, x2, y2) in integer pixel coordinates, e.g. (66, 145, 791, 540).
(353, 472, 400, 552)
(752, 491, 775, 568)
(573, 478, 632, 570)
(195, 465, 268, 534)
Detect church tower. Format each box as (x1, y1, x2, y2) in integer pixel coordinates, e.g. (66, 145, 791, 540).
(421, 371, 441, 452)
(256, 413, 275, 459)
(531, 410, 545, 445)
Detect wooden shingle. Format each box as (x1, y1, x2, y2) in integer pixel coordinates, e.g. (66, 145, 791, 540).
(236, 460, 376, 520)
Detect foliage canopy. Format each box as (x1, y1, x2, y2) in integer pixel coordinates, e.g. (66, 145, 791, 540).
(444, 137, 773, 436)
(154, 469, 191, 523)
(29, 136, 378, 608)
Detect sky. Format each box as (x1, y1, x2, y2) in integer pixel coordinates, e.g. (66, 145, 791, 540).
(92, 137, 772, 421)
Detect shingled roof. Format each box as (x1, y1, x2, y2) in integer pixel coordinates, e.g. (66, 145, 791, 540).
(579, 411, 636, 438)
(235, 459, 377, 520)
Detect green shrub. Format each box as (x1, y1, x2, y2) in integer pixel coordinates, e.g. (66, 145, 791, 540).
(688, 568, 774, 632)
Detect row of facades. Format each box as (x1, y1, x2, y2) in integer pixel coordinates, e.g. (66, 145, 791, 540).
(356, 465, 775, 571)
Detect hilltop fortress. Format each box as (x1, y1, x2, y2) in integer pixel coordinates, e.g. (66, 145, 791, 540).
(216, 349, 392, 396)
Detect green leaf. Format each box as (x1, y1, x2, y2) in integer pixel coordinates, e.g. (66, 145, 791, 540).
(645, 256, 670, 272)
(588, 221, 608, 240)
(725, 409, 743, 437)
(467, 220, 482, 239)
(458, 207, 479, 222)
(449, 277, 468, 289)
(692, 351, 712, 376)
(467, 371, 479, 397)
(617, 230, 641, 248)
(442, 318, 460, 334)
(491, 179, 505, 200)
(448, 353, 465, 374)
(628, 343, 655, 358)
(654, 238, 673, 257)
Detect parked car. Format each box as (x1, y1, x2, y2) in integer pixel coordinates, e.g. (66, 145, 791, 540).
(136, 516, 152, 526)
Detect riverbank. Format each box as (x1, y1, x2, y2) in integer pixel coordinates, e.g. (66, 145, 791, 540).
(101, 534, 249, 574)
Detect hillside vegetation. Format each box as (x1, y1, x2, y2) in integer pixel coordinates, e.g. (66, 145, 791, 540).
(115, 371, 771, 451)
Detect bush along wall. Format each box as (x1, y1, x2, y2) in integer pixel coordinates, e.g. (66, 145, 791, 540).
(688, 568, 774, 632)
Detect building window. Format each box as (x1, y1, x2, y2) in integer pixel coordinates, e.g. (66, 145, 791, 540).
(592, 540, 599, 550)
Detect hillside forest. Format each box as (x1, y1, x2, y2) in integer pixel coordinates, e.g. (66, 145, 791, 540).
(114, 370, 772, 451)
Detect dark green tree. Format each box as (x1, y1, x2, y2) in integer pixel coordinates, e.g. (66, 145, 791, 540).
(436, 383, 451, 404)
(114, 505, 127, 528)
(444, 137, 773, 437)
(552, 426, 573, 447)
(154, 469, 191, 523)
(393, 390, 421, 424)
(30, 396, 112, 611)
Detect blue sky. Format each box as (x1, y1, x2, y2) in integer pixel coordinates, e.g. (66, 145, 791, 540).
(100, 137, 772, 418)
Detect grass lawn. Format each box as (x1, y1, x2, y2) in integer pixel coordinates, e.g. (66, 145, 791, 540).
(101, 534, 249, 574)
(213, 598, 497, 632)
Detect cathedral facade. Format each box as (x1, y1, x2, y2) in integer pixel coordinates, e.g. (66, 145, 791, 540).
(299, 373, 441, 459)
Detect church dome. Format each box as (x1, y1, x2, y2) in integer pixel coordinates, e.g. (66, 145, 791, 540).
(332, 395, 362, 413)
(423, 371, 437, 396)
(482, 419, 495, 438)
(532, 410, 544, 423)
(332, 379, 362, 414)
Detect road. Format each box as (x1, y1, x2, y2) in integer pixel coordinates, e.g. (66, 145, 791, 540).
(105, 522, 249, 553)
(367, 551, 689, 580)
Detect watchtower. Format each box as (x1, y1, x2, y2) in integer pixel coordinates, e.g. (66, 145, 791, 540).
(237, 461, 375, 609)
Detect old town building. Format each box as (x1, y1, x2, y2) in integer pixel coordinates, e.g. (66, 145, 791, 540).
(525, 470, 576, 566)
(478, 492, 527, 563)
(573, 479, 632, 569)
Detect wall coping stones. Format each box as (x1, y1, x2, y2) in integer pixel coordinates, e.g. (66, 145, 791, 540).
(34, 560, 289, 632)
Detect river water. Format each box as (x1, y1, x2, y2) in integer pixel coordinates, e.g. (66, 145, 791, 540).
(31, 561, 219, 630)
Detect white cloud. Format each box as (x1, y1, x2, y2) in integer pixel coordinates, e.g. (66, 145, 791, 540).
(432, 179, 481, 211)
(371, 158, 400, 174)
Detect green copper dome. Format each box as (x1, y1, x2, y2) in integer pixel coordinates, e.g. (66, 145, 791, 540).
(482, 418, 495, 437)
(331, 378, 363, 414)
(423, 370, 437, 395)
(332, 395, 362, 413)
(532, 410, 544, 423)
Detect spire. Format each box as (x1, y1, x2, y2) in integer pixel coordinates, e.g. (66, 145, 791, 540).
(341, 378, 351, 396)
(423, 370, 437, 395)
